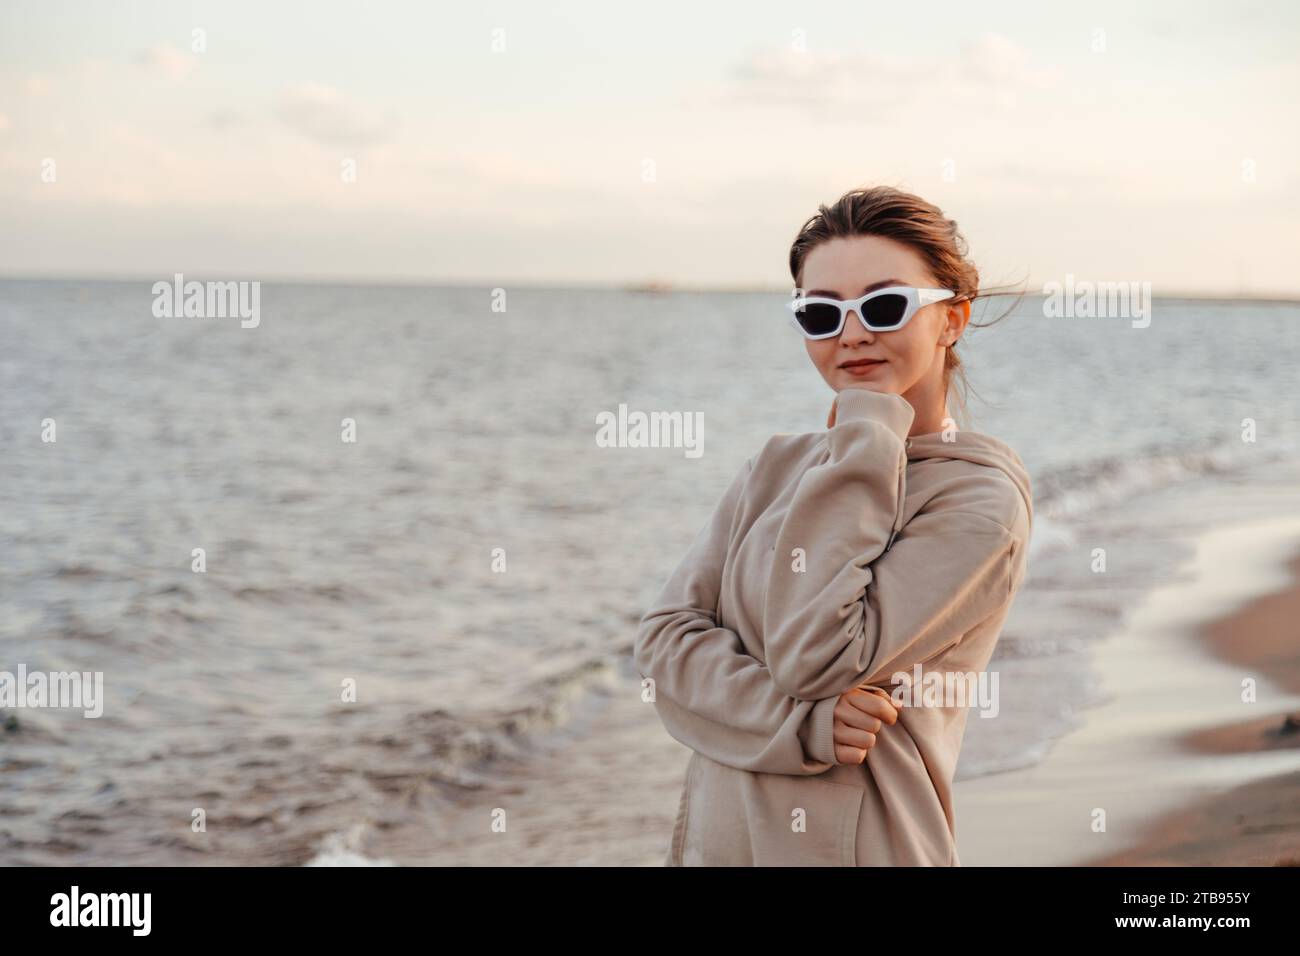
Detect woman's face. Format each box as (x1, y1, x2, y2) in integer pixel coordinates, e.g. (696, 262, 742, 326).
(799, 234, 965, 401)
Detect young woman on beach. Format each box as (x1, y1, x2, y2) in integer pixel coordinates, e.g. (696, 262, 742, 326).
(634, 185, 1033, 866)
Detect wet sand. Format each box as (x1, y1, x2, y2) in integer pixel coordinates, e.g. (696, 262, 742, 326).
(955, 514, 1300, 866)
(1085, 551, 1300, 867)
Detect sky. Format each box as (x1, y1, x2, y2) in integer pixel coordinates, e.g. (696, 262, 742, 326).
(1, 0, 1297, 295)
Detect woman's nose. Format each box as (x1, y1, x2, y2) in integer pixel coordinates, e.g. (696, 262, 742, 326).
(840, 311, 873, 344)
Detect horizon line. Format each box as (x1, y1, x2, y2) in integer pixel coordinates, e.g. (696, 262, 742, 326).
(2, 272, 1297, 305)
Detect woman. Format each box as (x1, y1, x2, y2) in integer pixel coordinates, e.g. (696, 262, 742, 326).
(633, 185, 1033, 866)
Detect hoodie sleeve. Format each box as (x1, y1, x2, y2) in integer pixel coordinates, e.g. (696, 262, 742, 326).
(762, 387, 1020, 701)
(633, 458, 843, 775)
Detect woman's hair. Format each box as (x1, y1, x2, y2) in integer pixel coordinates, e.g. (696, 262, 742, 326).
(787, 184, 1022, 430)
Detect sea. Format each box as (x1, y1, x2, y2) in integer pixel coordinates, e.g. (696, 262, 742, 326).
(2, 278, 1298, 864)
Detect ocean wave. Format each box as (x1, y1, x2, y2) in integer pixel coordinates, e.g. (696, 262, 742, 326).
(229, 581, 375, 604)
(386, 652, 625, 787)
(1032, 435, 1290, 521)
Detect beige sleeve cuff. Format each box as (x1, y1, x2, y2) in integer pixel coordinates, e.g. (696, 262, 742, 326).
(832, 388, 915, 443)
(806, 695, 841, 766)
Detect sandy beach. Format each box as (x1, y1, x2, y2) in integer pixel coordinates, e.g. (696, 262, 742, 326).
(955, 499, 1300, 867)
(1084, 549, 1300, 867)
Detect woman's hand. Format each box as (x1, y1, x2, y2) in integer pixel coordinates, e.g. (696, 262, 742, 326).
(826, 386, 892, 428)
(831, 685, 899, 764)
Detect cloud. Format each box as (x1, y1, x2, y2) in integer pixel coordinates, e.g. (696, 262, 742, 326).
(133, 44, 197, 79)
(23, 73, 52, 96)
(723, 32, 1061, 119)
(957, 32, 1059, 88)
(275, 83, 397, 148)
(206, 109, 246, 131)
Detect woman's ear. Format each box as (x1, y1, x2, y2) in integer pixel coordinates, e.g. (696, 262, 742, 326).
(944, 299, 971, 345)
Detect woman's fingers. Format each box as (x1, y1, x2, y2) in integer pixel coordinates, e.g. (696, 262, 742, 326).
(834, 724, 879, 751)
(833, 696, 883, 734)
(842, 686, 899, 725)
(830, 684, 901, 764)
(833, 731, 876, 765)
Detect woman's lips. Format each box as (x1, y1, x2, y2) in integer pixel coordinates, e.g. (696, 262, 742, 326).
(841, 359, 886, 376)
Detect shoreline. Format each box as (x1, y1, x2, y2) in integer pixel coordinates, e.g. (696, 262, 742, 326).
(955, 514, 1300, 866)
(1083, 550, 1300, 866)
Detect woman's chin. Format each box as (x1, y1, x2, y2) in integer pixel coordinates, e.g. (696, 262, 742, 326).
(836, 366, 890, 389)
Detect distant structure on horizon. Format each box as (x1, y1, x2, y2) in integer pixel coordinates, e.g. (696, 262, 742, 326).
(624, 279, 674, 294)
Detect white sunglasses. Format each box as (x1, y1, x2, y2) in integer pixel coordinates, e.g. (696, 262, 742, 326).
(786, 286, 956, 339)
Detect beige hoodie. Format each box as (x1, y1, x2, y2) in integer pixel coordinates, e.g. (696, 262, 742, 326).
(634, 387, 1033, 866)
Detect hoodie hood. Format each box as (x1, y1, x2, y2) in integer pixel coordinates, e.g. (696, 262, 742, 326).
(905, 429, 1034, 529)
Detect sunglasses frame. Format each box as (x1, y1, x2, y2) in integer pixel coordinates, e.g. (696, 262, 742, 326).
(786, 285, 957, 339)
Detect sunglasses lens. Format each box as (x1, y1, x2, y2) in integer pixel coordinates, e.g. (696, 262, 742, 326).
(861, 293, 909, 329)
(793, 302, 842, 337)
